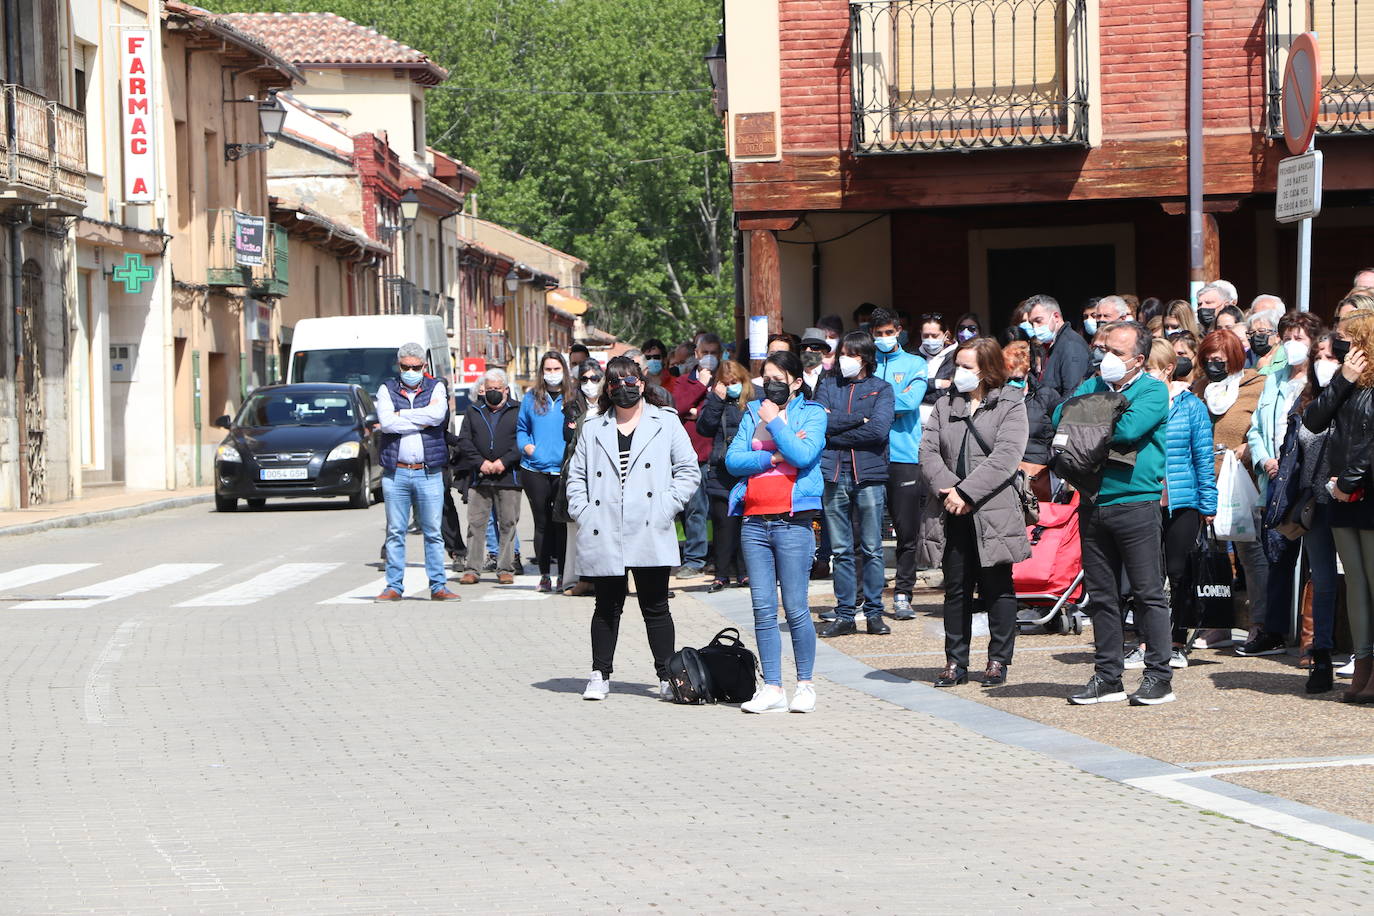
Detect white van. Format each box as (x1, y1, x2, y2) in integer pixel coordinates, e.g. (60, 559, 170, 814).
(287, 316, 454, 402)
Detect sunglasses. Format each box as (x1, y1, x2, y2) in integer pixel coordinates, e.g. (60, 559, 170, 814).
(607, 376, 642, 389)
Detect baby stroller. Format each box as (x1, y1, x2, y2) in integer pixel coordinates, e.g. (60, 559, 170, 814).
(1014, 488, 1086, 634)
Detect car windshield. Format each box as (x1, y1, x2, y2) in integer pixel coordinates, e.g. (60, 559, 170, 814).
(238, 392, 358, 427)
(292, 348, 416, 388)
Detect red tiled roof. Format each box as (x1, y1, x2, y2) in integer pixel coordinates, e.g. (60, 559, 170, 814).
(221, 12, 448, 84)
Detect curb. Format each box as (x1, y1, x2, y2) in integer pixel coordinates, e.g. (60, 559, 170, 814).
(0, 493, 213, 538)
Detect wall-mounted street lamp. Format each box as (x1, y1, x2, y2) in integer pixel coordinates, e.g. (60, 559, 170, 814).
(705, 33, 727, 118)
(505, 267, 520, 292)
(225, 92, 287, 161)
(399, 189, 421, 230)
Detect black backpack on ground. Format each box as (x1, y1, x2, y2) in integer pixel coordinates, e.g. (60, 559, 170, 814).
(666, 646, 715, 704)
(697, 628, 758, 702)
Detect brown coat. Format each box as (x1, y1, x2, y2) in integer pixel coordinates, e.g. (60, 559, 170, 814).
(918, 385, 1032, 569)
(1191, 369, 1265, 476)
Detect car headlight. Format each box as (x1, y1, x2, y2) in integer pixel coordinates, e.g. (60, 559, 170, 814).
(216, 443, 242, 462)
(327, 441, 361, 461)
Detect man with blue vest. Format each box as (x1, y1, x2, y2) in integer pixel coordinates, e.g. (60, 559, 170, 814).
(870, 308, 930, 619)
(375, 342, 459, 601)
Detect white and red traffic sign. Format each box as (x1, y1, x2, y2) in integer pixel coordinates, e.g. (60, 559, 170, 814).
(1281, 32, 1322, 156)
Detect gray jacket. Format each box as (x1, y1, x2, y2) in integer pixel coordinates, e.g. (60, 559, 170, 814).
(565, 405, 701, 577)
(918, 385, 1031, 569)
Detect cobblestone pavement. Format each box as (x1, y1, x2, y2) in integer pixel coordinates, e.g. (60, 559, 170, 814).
(2, 503, 1373, 914)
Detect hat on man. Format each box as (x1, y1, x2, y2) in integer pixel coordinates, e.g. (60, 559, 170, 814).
(800, 328, 828, 349)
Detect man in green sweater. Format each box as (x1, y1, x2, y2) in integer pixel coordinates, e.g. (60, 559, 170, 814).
(1052, 322, 1173, 706)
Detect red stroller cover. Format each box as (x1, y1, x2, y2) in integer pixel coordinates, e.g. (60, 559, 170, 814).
(1013, 491, 1083, 598)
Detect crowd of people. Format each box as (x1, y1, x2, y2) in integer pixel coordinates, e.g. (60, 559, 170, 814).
(372, 270, 1374, 715)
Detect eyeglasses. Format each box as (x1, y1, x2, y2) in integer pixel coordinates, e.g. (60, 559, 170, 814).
(607, 376, 642, 389)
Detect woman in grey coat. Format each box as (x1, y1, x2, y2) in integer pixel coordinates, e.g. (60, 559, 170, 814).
(565, 356, 701, 701)
(919, 338, 1031, 688)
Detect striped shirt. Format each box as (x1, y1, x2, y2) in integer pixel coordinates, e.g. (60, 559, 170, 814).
(618, 430, 633, 481)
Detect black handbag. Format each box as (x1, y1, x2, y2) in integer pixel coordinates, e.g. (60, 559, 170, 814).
(696, 627, 758, 703)
(665, 647, 715, 705)
(1191, 525, 1236, 630)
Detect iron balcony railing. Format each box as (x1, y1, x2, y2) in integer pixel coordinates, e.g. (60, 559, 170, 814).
(849, 0, 1089, 153)
(1268, 0, 1374, 136)
(0, 84, 86, 206)
(381, 275, 418, 314)
(207, 210, 290, 297)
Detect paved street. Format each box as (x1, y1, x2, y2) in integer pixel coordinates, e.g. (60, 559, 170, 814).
(3, 501, 1374, 914)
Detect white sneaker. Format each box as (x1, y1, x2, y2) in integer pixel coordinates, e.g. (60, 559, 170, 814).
(1337, 655, 1356, 677)
(1169, 648, 1189, 669)
(789, 684, 816, 713)
(1123, 645, 1146, 670)
(659, 680, 673, 701)
(741, 685, 787, 714)
(583, 672, 610, 700)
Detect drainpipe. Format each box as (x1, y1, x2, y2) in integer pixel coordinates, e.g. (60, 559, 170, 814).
(5, 0, 29, 507)
(436, 205, 462, 322)
(1186, 0, 1205, 301)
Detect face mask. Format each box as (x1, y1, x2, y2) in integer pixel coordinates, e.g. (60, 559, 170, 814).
(1282, 340, 1309, 366)
(874, 336, 899, 353)
(838, 356, 862, 379)
(826, 338, 839, 353)
(645, 358, 663, 375)
(544, 372, 564, 387)
(953, 366, 980, 394)
(698, 354, 719, 372)
(483, 389, 504, 407)
(1249, 333, 1273, 356)
(1089, 347, 1106, 368)
(957, 327, 977, 342)
(762, 379, 792, 406)
(1333, 338, 1352, 362)
(610, 384, 642, 409)
(898, 330, 910, 348)
(1018, 321, 1035, 338)
(1197, 307, 1216, 327)
(1083, 318, 1098, 337)
(1172, 357, 1193, 380)
(580, 381, 601, 400)
(920, 338, 944, 356)
(725, 382, 743, 398)
(1099, 352, 1128, 384)
(1165, 328, 1183, 339)
(400, 369, 423, 387)
(1007, 377, 1027, 389)
(1315, 360, 1339, 387)
(1034, 324, 1055, 344)
(800, 350, 824, 370)
(1203, 359, 1229, 383)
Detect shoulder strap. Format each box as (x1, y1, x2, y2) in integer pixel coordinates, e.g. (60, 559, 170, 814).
(963, 413, 994, 456)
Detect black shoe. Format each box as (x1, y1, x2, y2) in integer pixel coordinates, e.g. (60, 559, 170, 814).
(1235, 631, 1287, 657)
(482, 552, 498, 572)
(707, 579, 729, 593)
(982, 660, 1007, 686)
(820, 619, 857, 638)
(866, 616, 891, 635)
(810, 561, 831, 581)
(934, 663, 968, 687)
(817, 609, 838, 622)
(1307, 649, 1335, 694)
(1068, 674, 1127, 705)
(1128, 674, 1177, 706)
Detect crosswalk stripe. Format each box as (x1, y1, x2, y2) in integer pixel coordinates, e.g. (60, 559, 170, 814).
(12, 563, 221, 609)
(175, 563, 343, 607)
(319, 566, 436, 604)
(0, 563, 98, 595)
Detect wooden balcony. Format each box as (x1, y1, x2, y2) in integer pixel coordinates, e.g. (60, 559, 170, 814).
(0, 84, 87, 212)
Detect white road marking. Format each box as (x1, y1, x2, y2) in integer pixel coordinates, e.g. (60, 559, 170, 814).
(175, 562, 342, 607)
(13, 563, 220, 609)
(85, 618, 143, 726)
(320, 565, 438, 604)
(0, 563, 98, 595)
(477, 591, 550, 602)
(1185, 756, 1374, 779)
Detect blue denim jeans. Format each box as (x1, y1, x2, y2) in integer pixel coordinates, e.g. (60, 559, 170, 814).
(824, 468, 887, 621)
(487, 512, 521, 556)
(382, 467, 447, 594)
(1265, 505, 1340, 650)
(741, 517, 817, 685)
(678, 465, 709, 569)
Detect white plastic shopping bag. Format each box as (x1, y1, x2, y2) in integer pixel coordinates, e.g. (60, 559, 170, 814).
(1214, 448, 1260, 542)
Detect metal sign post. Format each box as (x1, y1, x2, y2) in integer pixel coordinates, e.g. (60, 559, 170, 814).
(1279, 32, 1322, 313)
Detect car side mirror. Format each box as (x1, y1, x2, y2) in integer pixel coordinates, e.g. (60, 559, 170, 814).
(214, 414, 232, 430)
(363, 413, 378, 427)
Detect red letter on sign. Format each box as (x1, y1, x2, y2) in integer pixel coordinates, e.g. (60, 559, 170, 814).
(127, 97, 149, 115)
(127, 34, 145, 53)
(130, 138, 147, 154)
(132, 178, 148, 195)
(129, 58, 145, 74)
(128, 77, 146, 94)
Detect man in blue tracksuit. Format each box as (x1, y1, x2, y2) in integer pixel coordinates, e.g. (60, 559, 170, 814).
(869, 308, 929, 619)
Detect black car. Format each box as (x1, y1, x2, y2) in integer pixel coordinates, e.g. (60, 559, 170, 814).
(213, 383, 382, 511)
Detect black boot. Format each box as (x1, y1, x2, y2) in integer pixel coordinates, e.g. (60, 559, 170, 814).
(1307, 648, 1334, 694)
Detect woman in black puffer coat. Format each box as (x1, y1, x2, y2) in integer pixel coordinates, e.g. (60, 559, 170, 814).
(697, 359, 761, 592)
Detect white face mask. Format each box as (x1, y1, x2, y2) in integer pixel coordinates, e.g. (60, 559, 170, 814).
(1283, 340, 1310, 366)
(838, 355, 862, 379)
(826, 337, 839, 353)
(544, 372, 564, 387)
(1315, 360, 1339, 387)
(581, 381, 602, 399)
(1100, 352, 1129, 384)
(920, 337, 944, 356)
(953, 366, 980, 393)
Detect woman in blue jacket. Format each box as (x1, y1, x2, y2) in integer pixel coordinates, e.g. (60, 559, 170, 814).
(726, 350, 828, 714)
(518, 351, 576, 592)
(1145, 340, 1217, 668)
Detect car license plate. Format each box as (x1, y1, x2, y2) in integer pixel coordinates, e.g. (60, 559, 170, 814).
(260, 468, 308, 481)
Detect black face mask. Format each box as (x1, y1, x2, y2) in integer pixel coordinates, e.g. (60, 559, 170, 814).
(609, 384, 643, 408)
(483, 389, 504, 407)
(800, 351, 824, 370)
(1172, 357, 1193, 380)
(1089, 347, 1106, 368)
(1249, 333, 1273, 356)
(762, 379, 792, 406)
(1333, 338, 1352, 362)
(1204, 359, 1229, 383)
(1197, 307, 1216, 327)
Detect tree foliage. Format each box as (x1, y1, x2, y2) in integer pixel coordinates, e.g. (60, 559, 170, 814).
(209, 0, 734, 344)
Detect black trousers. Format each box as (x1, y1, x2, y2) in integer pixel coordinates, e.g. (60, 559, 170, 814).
(442, 486, 465, 557)
(1081, 500, 1171, 681)
(888, 462, 924, 595)
(590, 567, 675, 680)
(942, 515, 1017, 668)
(1162, 507, 1201, 644)
(708, 494, 744, 580)
(522, 470, 567, 577)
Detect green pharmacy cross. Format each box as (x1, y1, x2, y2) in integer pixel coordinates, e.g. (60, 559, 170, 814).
(110, 253, 154, 294)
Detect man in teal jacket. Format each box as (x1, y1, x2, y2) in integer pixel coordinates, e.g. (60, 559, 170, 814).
(869, 308, 930, 618)
(1052, 322, 1173, 707)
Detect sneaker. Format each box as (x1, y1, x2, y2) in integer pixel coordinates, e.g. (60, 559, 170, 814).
(659, 680, 673, 702)
(741, 685, 787, 713)
(1169, 648, 1189, 669)
(1123, 645, 1146, 670)
(674, 565, 705, 581)
(1338, 655, 1357, 677)
(892, 594, 916, 620)
(483, 552, 498, 572)
(789, 684, 816, 713)
(513, 553, 525, 575)
(538, 575, 553, 593)
(1190, 628, 1234, 649)
(1235, 631, 1287, 657)
(1068, 674, 1127, 705)
(583, 672, 610, 700)
(818, 609, 838, 622)
(1129, 674, 1177, 706)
